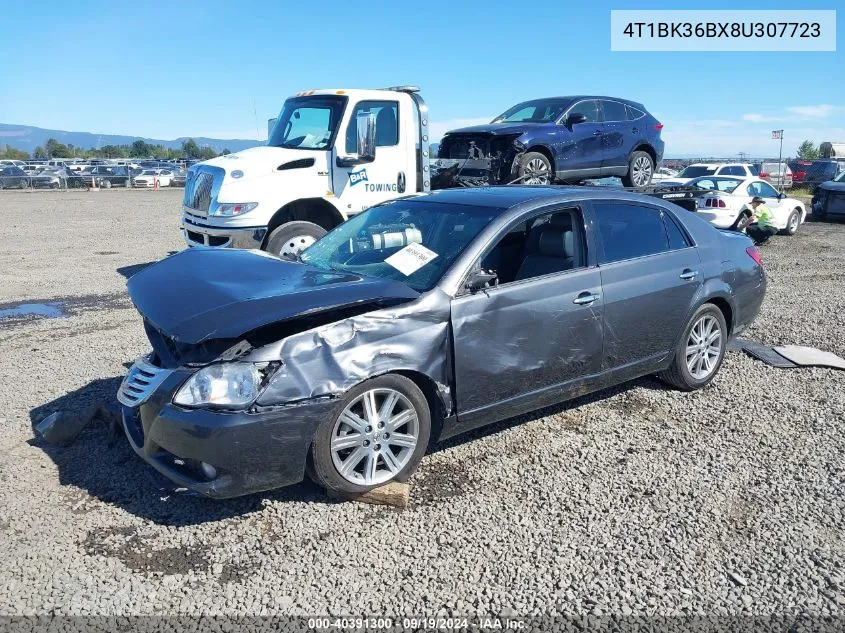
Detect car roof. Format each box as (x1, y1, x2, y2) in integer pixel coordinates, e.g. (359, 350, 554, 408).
(411, 185, 677, 211)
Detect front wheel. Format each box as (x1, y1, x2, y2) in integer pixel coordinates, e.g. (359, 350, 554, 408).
(783, 209, 801, 235)
(658, 304, 727, 391)
(622, 151, 654, 188)
(308, 374, 431, 495)
(265, 220, 326, 259)
(517, 152, 552, 185)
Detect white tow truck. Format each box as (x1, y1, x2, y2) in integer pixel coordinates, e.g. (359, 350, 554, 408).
(181, 86, 434, 257)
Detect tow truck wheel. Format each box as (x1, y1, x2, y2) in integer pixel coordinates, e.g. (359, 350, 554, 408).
(265, 221, 327, 259)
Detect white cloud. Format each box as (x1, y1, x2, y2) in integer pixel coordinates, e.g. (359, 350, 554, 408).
(742, 113, 786, 123)
(429, 117, 493, 142)
(786, 104, 835, 118)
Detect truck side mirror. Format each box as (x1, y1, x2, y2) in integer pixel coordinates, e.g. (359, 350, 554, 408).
(337, 112, 377, 168)
(267, 117, 277, 138)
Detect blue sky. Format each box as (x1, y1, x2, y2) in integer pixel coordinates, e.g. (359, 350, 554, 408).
(0, 0, 841, 157)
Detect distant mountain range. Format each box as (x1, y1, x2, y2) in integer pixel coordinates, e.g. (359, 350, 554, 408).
(0, 123, 261, 154)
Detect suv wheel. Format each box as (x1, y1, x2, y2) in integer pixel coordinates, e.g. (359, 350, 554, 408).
(517, 152, 552, 185)
(622, 151, 654, 188)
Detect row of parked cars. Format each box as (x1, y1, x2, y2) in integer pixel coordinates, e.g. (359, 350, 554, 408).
(656, 159, 845, 191)
(0, 161, 188, 190)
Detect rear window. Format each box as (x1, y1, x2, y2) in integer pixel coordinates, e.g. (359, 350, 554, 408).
(625, 104, 645, 120)
(679, 166, 717, 178)
(594, 202, 669, 264)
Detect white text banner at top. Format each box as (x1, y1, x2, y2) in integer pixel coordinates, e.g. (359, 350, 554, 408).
(611, 10, 836, 52)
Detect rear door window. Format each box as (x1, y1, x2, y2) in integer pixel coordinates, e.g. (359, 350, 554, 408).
(568, 100, 601, 123)
(663, 212, 691, 249)
(601, 100, 628, 123)
(593, 202, 670, 264)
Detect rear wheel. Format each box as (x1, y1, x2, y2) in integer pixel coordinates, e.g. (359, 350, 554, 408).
(622, 151, 654, 188)
(102, 180, 112, 189)
(658, 304, 727, 391)
(308, 374, 431, 495)
(265, 220, 326, 259)
(783, 208, 801, 235)
(517, 152, 552, 185)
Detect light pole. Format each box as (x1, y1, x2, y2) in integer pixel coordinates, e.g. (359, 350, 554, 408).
(772, 130, 784, 192)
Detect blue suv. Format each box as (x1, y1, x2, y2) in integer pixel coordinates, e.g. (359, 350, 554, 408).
(437, 96, 665, 188)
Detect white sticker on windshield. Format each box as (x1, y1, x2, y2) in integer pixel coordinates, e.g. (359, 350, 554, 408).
(384, 242, 439, 276)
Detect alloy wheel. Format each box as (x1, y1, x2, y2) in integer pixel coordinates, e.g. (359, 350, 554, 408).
(632, 156, 653, 187)
(524, 158, 551, 185)
(330, 388, 420, 486)
(685, 314, 722, 380)
(789, 212, 800, 232)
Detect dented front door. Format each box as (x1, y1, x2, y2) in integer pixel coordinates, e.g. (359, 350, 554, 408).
(450, 268, 604, 429)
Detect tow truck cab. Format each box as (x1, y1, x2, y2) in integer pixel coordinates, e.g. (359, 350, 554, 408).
(181, 87, 431, 258)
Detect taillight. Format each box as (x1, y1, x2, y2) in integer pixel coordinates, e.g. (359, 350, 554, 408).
(706, 198, 726, 208)
(654, 123, 664, 131)
(760, 171, 769, 178)
(746, 246, 762, 267)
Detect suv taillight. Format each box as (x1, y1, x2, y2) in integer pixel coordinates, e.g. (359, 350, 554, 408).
(746, 246, 762, 267)
(654, 123, 664, 131)
(760, 171, 770, 179)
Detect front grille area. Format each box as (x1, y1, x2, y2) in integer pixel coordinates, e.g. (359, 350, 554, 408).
(117, 355, 172, 407)
(184, 171, 215, 211)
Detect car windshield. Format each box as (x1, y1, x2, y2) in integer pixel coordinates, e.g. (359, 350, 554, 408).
(301, 200, 501, 292)
(689, 177, 743, 193)
(267, 96, 347, 150)
(492, 98, 571, 123)
(678, 166, 717, 178)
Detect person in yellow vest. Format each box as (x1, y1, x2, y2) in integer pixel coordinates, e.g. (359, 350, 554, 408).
(745, 196, 778, 245)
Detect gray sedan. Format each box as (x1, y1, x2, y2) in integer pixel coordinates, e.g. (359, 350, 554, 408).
(118, 186, 766, 498)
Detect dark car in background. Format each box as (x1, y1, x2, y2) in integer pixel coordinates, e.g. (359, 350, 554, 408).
(117, 186, 764, 498)
(0, 166, 29, 189)
(437, 96, 664, 188)
(81, 166, 135, 188)
(803, 160, 845, 187)
(812, 170, 845, 220)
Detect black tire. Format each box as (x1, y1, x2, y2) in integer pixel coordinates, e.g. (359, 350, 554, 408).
(308, 374, 431, 495)
(19, 179, 28, 189)
(265, 220, 326, 258)
(782, 208, 801, 235)
(658, 303, 727, 391)
(517, 151, 553, 185)
(621, 150, 654, 188)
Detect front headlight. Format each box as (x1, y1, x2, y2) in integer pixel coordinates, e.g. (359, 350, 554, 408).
(173, 362, 263, 409)
(210, 202, 258, 217)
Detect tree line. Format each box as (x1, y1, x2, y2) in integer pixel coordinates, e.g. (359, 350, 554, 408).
(0, 138, 231, 161)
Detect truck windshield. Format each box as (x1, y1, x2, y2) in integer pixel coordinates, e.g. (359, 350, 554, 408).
(493, 98, 572, 123)
(300, 200, 501, 292)
(267, 96, 347, 150)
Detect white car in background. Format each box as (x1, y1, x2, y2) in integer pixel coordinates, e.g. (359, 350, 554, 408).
(652, 167, 679, 182)
(660, 163, 759, 186)
(685, 176, 806, 234)
(133, 169, 173, 188)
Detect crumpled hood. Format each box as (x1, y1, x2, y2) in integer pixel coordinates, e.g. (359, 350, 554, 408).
(198, 145, 318, 177)
(444, 122, 540, 136)
(127, 249, 419, 344)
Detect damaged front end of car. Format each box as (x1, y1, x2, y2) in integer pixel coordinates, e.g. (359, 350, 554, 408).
(117, 248, 454, 498)
(432, 133, 526, 188)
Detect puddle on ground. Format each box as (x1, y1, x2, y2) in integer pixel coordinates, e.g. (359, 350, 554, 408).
(0, 302, 66, 320)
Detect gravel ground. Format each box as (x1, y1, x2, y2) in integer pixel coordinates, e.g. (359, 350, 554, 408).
(0, 189, 844, 620)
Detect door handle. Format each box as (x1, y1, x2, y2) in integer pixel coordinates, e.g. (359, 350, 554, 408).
(593, 130, 603, 136)
(680, 269, 698, 280)
(573, 292, 601, 305)
(632, 127, 639, 134)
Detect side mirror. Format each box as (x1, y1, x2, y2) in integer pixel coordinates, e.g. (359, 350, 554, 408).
(466, 269, 498, 292)
(565, 113, 588, 128)
(336, 112, 377, 168)
(777, 192, 786, 200)
(267, 117, 277, 138)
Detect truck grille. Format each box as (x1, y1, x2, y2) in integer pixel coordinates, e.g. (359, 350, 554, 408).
(184, 171, 214, 212)
(117, 355, 172, 407)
